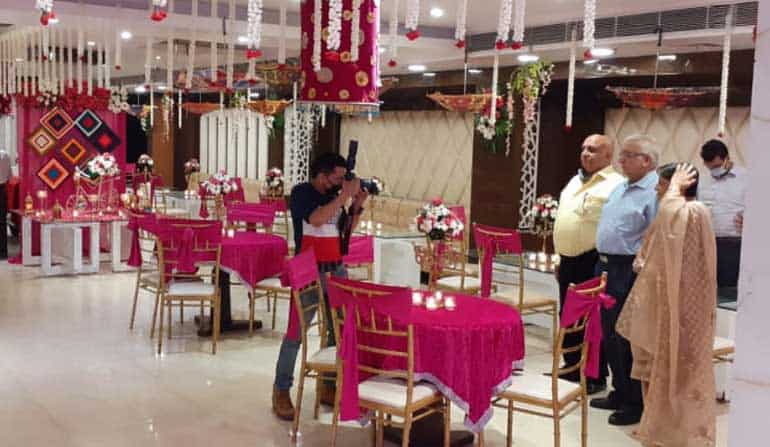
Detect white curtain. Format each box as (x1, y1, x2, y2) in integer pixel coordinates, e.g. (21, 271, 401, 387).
(199, 109, 269, 179)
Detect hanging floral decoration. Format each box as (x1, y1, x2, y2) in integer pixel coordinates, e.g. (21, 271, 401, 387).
(139, 105, 153, 135)
(388, 0, 400, 67)
(108, 86, 130, 114)
(511, 0, 526, 49)
(718, 5, 734, 138)
(474, 95, 513, 154)
(405, 0, 421, 40)
(565, 28, 577, 132)
(496, 0, 513, 50)
(246, 0, 264, 59)
(36, 0, 56, 26)
(10, 83, 114, 114)
(151, 0, 169, 22)
(454, 0, 468, 48)
(582, 0, 596, 58)
(161, 93, 174, 140)
(512, 61, 554, 123)
(327, 0, 344, 53)
(312, 0, 323, 72)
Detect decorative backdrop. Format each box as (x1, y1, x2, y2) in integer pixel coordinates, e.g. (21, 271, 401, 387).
(198, 108, 269, 180)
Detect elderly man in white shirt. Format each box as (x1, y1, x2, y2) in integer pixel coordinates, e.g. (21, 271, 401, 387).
(698, 139, 746, 288)
(0, 149, 11, 259)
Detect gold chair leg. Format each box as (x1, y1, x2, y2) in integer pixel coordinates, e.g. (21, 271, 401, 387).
(402, 413, 413, 447)
(507, 400, 513, 447)
(157, 297, 165, 355)
(212, 296, 221, 355)
(371, 411, 378, 447)
(129, 269, 142, 330)
(331, 375, 342, 447)
(292, 365, 307, 439)
(150, 288, 161, 339)
(553, 409, 561, 447)
(443, 398, 451, 447)
(376, 412, 385, 447)
(248, 290, 254, 335)
(272, 291, 278, 330)
(266, 290, 271, 312)
(179, 296, 184, 325)
(313, 375, 321, 420)
(167, 299, 173, 340)
(581, 394, 588, 447)
(552, 305, 558, 346)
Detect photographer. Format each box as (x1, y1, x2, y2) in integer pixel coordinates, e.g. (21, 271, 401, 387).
(272, 153, 368, 421)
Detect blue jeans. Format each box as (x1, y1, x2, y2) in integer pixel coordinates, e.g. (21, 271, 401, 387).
(274, 264, 347, 391)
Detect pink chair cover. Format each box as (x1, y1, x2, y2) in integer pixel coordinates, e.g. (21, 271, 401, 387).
(223, 177, 246, 205)
(127, 211, 158, 267)
(342, 235, 374, 265)
(227, 202, 277, 228)
(260, 195, 288, 213)
(560, 276, 616, 379)
(472, 223, 523, 298)
(326, 278, 411, 421)
(284, 249, 321, 343)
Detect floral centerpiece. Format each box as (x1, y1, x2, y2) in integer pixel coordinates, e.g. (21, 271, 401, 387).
(78, 153, 120, 181)
(528, 194, 559, 252)
(202, 170, 239, 196)
(414, 198, 464, 241)
(263, 167, 284, 196)
(135, 154, 154, 174)
(184, 158, 201, 174)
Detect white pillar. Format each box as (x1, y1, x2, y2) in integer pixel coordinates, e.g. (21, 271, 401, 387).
(729, 2, 770, 446)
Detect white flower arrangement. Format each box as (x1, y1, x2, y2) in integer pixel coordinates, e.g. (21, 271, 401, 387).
(414, 198, 464, 240)
(202, 170, 239, 196)
(108, 86, 130, 114)
(136, 154, 154, 173)
(84, 153, 120, 179)
(528, 194, 559, 237)
(265, 167, 284, 189)
(476, 116, 496, 141)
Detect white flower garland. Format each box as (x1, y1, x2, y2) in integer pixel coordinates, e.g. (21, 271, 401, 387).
(36, 0, 55, 25)
(76, 29, 83, 93)
(108, 85, 130, 113)
(405, 0, 420, 33)
(351, 0, 362, 62)
(327, 0, 343, 52)
(210, 39, 218, 83)
(583, 0, 596, 51)
(186, 37, 196, 90)
(512, 0, 526, 45)
(454, 0, 468, 47)
(496, 0, 513, 48)
(312, 0, 322, 72)
(566, 28, 577, 131)
(389, 0, 400, 65)
(246, 0, 263, 58)
(144, 36, 152, 86)
(719, 6, 733, 137)
(166, 34, 174, 91)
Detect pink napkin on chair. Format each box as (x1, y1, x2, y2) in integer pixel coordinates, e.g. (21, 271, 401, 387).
(473, 223, 523, 298)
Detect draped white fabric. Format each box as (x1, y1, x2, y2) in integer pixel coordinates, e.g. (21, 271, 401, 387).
(199, 109, 269, 179)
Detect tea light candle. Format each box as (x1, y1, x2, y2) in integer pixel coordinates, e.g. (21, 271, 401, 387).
(445, 296, 456, 310)
(434, 290, 443, 303)
(359, 221, 366, 229)
(98, 211, 103, 217)
(72, 210, 79, 218)
(37, 190, 48, 199)
(411, 291, 423, 306)
(227, 228, 235, 238)
(366, 220, 373, 230)
(376, 222, 382, 230)
(528, 253, 537, 262)
(551, 254, 560, 264)
(425, 297, 438, 311)
(538, 252, 548, 263)
(221, 227, 227, 236)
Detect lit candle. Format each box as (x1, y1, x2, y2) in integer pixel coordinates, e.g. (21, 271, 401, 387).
(445, 296, 456, 311)
(376, 222, 382, 230)
(221, 227, 226, 236)
(425, 297, 437, 311)
(73, 210, 79, 218)
(434, 290, 443, 303)
(538, 252, 548, 263)
(528, 253, 537, 262)
(36, 190, 48, 199)
(366, 220, 373, 230)
(227, 228, 235, 238)
(411, 291, 423, 306)
(359, 221, 366, 229)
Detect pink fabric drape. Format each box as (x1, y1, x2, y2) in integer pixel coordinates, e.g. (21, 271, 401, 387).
(342, 235, 374, 265)
(284, 249, 321, 342)
(226, 202, 277, 228)
(260, 195, 288, 213)
(560, 276, 615, 379)
(473, 223, 523, 298)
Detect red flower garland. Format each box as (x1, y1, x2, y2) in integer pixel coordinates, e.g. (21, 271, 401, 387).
(3, 82, 114, 116)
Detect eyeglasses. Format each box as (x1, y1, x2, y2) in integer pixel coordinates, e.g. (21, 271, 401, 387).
(618, 151, 648, 160)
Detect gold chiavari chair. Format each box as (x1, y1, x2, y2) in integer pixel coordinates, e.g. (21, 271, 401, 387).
(156, 224, 223, 355)
(352, 306, 451, 447)
(422, 237, 481, 295)
(127, 213, 163, 338)
(487, 273, 608, 447)
(475, 224, 559, 343)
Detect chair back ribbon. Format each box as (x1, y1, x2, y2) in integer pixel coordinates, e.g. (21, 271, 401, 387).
(342, 235, 374, 265)
(284, 249, 321, 343)
(127, 211, 157, 267)
(326, 277, 410, 421)
(226, 202, 277, 228)
(560, 276, 615, 379)
(473, 223, 523, 298)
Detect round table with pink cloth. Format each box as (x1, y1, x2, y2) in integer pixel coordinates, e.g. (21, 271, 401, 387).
(218, 232, 288, 288)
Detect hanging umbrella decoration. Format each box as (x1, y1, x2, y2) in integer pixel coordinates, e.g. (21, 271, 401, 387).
(36, 0, 56, 26)
(150, 0, 169, 21)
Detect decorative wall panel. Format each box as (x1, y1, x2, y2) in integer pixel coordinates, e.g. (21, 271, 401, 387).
(199, 109, 269, 179)
(604, 107, 750, 167)
(339, 111, 473, 210)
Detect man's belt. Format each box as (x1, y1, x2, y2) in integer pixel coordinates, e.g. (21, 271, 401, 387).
(598, 253, 635, 264)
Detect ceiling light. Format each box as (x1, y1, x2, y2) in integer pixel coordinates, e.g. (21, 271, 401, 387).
(423, 72, 436, 77)
(134, 85, 147, 93)
(407, 64, 426, 72)
(249, 92, 260, 98)
(237, 35, 249, 44)
(583, 59, 598, 65)
(429, 7, 444, 18)
(468, 68, 482, 74)
(590, 47, 614, 58)
(378, 47, 386, 54)
(156, 85, 167, 91)
(86, 41, 96, 47)
(15, 57, 24, 62)
(517, 54, 540, 63)
(658, 54, 677, 61)
(121, 31, 132, 40)
(155, 55, 161, 60)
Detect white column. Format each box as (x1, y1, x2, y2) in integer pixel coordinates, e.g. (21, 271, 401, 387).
(729, 2, 770, 446)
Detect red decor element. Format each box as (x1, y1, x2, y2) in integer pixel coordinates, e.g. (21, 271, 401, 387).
(27, 127, 56, 156)
(387, 59, 397, 67)
(115, 65, 122, 70)
(59, 139, 89, 166)
(300, 0, 379, 108)
(12, 83, 113, 115)
(455, 40, 466, 49)
(606, 86, 720, 111)
(495, 40, 507, 50)
(427, 92, 492, 113)
(150, 8, 167, 21)
(37, 158, 70, 191)
(0, 95, 13, 116)
(583, 49, 593, 59)
(324, 50, 341, 62)
(40, 11, 55, 26)
(510, 41, 523, 50)
(406, 29, 421, 41)
(40, 107, 75, 139)
(564, 125, 573, 133)
(246, 49, 262, 59)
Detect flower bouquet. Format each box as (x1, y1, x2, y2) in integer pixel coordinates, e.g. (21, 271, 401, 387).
(528, 194, 559, 251)
(414, 198, 464, 241)
(474, 95, 513, 154)
(262, 167, 284, 197)
(75, 153, 121, 211)
(136, 154, 154, 174)
(183, 158, 202, 191)
(201, 170, 238, 219)
(184, 158, 201, 175)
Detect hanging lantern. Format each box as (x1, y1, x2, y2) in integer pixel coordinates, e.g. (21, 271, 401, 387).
(300, 0, 379, 113)
(36, 0, 55, 26)
(151, 0, 169, 22)
(405, 0, 420, 40)
(246, 0, 264, 59)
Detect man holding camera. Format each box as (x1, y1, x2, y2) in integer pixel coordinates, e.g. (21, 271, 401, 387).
(272, 153, 369, 421)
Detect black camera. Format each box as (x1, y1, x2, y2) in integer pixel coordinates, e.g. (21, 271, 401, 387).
(345, 140, 381, 195)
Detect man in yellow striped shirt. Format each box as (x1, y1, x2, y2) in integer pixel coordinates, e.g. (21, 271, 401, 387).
(553, 134, 624, 394)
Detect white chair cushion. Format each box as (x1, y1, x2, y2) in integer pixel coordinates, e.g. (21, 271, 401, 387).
(358, 376, 438, 408)
(501, 371, 581, 403)
(436, 275, 481, 290)
(256, 277, 288, 290)
(167, 280, 216, 296)
(140, 272, 161, 288)
(308, 346, 337, 366)
(714, 336, 735, 353)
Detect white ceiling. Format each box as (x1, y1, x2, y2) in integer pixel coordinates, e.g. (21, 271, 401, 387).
(0, 0, 757, 84)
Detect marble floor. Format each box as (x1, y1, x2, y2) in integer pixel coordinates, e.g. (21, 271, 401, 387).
(0, 247, 730, 446)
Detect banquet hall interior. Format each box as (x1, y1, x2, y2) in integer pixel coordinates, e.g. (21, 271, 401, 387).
(1, 0, 768, 446)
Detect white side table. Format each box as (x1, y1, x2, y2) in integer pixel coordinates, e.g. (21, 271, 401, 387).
(109, 219, 131, 272)
(40, 220, 100, 276)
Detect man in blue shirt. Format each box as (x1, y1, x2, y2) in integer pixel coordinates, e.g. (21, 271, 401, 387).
(591, 134, 660, 426)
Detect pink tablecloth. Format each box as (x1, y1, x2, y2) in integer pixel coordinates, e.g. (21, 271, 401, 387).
(219, 232, 288, 288)
(329, 279, 525, 432)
